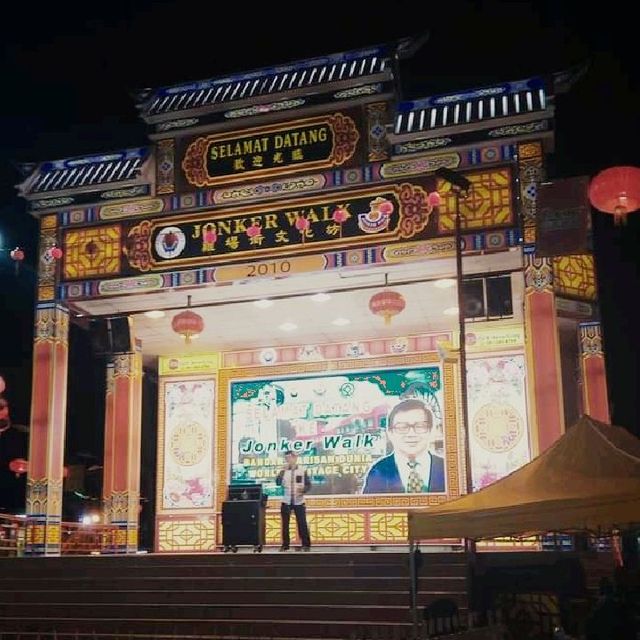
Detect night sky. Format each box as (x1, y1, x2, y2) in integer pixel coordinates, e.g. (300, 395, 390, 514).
(0, 0, 638, 460)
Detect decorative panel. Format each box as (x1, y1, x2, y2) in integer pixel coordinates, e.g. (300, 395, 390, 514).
(63, 225, 122, 279)
(437, 167, 513, 232)
(157, 518, 216, 552)
(553, 254, 597, 301)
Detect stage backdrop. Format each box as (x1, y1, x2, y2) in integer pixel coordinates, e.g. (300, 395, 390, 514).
(229, 365, 445, 497)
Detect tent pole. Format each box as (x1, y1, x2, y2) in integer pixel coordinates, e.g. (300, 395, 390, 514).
(409, 539, 419, 638)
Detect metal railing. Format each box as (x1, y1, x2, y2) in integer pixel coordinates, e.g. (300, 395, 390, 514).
(0, 514, 119, 556)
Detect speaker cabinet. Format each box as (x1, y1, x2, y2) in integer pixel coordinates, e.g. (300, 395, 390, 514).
(90, 317, 133, 354)
(222, 500, 265, 547)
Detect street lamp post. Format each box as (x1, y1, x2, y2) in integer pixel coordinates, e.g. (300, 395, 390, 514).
(435, 168, 478, 626)
(435, 167, 474, 500)
(410, 168, 475, 635)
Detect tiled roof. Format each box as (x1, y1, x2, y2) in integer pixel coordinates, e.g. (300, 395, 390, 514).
(393, 77, 548, 135)
(137, 45, 393, 120)
(25, 147, 149, 195)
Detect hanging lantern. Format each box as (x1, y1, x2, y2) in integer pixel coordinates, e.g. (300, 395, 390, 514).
(295, 216, 310, 244)
(202, 226, 217, 252)
(588, 166, 640, 225)
(171, 296, 204, 344)
(246, 223, 262, 239)
(369, 290, 406, 326)
(48, 245, 63, 260)
(332, 207, 348, 238)
(332, 207, 349, 224)
(9, 458, 28, 476)
(10, 247, 24, 275)
(428, 191, 442, 207)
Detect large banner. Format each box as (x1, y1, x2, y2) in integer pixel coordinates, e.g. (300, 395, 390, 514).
(161, 379, 215, 509)
(467, 355, 531, 491)
(230, 366, 446, 497)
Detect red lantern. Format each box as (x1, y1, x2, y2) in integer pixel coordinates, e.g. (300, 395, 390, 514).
(246, 223, 262, 238)
(204, 230, 217, 244)
(49, 246, 63, 260)
(428, 191, 442, 207)
(10, 247, 24, 275)
(588, 166, 640, 225)
(332, 207, 349, 223)
(295, 216, 310, 244)
(369, 290, 406, 326)
(9, 458, 28, 476)
(172, 310, 204, 343)
(172, 297, 204, 344)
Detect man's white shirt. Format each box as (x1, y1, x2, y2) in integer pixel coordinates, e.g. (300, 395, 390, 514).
(278, 465, 308, 505)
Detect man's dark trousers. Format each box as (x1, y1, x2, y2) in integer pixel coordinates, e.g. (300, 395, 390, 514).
(281, 502, 311, 548)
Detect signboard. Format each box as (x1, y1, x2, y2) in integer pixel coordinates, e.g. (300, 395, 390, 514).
(536, 177, 590, 257)
(466, 325, 525, 352)
(159, 353, 219, 376)
(229, 365, 446, 497)
(117, 178, 437, 273)
(179, 112, 362, 188)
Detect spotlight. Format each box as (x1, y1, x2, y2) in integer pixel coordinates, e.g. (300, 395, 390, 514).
(435, 167, 472, 193)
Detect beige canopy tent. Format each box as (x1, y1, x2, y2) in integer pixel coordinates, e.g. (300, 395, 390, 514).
(408, 415, 640, 540)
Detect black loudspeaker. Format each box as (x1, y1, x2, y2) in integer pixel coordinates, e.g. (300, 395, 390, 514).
(228, 483, 263, 501)
(222, 500, 265, 547)
(90, 317, 133, 354)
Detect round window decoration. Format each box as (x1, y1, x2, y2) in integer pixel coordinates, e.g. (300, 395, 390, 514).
(169, 422, 209, 466)
(472, 403, 523, 453)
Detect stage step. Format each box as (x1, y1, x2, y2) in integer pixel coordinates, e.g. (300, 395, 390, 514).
(0, 585, 466, 606)
(0, 552, 468, 639)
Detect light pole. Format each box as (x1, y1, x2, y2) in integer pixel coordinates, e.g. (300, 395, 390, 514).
(435, 167, 479, 623)
(410, 168, 475, 637)
(435, 168, 474, 499)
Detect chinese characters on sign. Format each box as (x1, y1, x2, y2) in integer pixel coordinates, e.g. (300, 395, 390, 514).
(180, 113, 361, 187)
(115, 179, 436, 273)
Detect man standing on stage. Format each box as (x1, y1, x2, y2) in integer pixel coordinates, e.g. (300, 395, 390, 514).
(276, 450, 311, 551)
